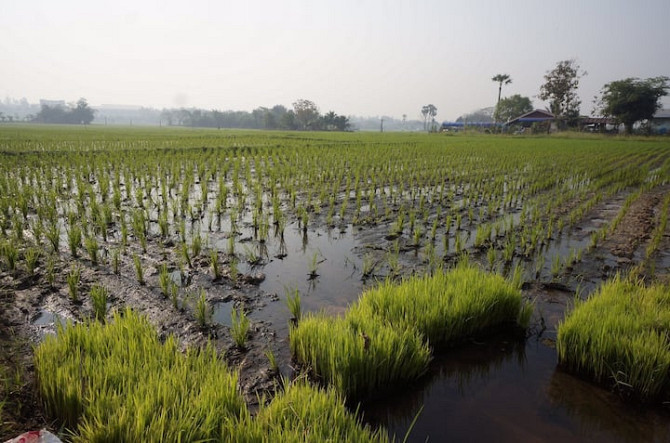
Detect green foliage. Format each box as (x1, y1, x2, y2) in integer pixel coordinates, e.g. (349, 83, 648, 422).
(557, 277, 670, 401)
(539, 59, 584, 126)
(285, 287, 302, 322)
(494, 94, 533, 123)
(132, 253, 144, 285)
(598, 76, 669, 134)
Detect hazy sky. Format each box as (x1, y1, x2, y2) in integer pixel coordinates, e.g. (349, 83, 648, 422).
(2, 0, 669, 120)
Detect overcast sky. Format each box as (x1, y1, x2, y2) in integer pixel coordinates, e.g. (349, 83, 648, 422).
(2, 0, 669, 120)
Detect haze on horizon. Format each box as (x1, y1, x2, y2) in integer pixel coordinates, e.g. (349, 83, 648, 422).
(2, 0, 669, 121)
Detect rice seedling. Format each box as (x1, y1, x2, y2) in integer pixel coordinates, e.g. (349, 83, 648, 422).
(557, 277, 670, 401)
(264, 349, 278, 373)
(89, 284, 108, 321)
(229, 257, 239, 287)
(67, 265, 80, 302)
(551, 255, 562, 278)
(210, 249, 221, 279)
(285, 286, 302, 323)
(158, 263, 171, 297)
(84, 235, 99, 265)
(308, 251, 320, 279)
(361, 252, 376, 278)
(195, 288, 212, 328)
(231, 307, 250, 349)
(45, 254, 56, 287)
(132, 253, 144, 285)
(67, 225, 81, 258)
(191, 231, 202, 258)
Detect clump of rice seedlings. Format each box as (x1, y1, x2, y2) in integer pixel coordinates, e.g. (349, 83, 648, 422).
(264, 349, 278, 373)
(89, 284, 108, 321)
(170, 281, 180, 309)
(132, 253, 144, 285)
(412, 227, 422, 247)
(191, 231, 202, 258)
(255, 380, 389, 442)
(45, 222, 60, 252)
(227, 234, 236, 256)
(557, 277, 670, 402)
(23, 247, 40, 275)
(231, 307, 250, 349)
(551, 254, 562, 278)
(1, 241, 18, 272)
(67, 225, 82, 258)
(285, 286, 301, 323)
(34, 310, 247, 441)
(111, 248, 120, 274)
(195, 289, 212, 328)
(361, 253, 376, 278)
(84, 235, 99, 265)
(45, 254, 56, 287)
(290, 310, 431, 399)
(158, 263, 170, 296)
(308, 251, 320, 279)
(210, 249, 221, 280)
(486, 245, 497, 271)
(354, 262, 526, 349)
(229, 257, 239, 287)
(67, 265, 80, 302)
(180, 242, 192, 267)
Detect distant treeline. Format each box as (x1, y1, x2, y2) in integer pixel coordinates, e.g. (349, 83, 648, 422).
(33, 99, 95, 125)
(160, 101, 351, 131)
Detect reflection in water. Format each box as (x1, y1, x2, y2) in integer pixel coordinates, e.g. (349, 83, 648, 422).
(547, 370, 670, 443)
(363, 336, 670, 443)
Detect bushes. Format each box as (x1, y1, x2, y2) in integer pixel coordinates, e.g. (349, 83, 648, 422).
(557, 277, 670, 401)
(291, 263, 528, 399)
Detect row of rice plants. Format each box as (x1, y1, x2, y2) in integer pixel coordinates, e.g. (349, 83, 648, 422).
(290, 261, 530, 399)
(556, 276, 670, 402)
(35, 309, 388, 442)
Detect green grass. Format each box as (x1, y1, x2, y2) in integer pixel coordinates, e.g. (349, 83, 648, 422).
(557, 276, 670, 402)
(34, 309, 387, 442)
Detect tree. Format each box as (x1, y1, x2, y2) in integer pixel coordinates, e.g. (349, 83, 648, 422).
(492, 74, 512, 122)
(494, 94, 533, 123)
(421, 104, 437, 131)
(539, 60, 586, 128)
(597, 77, 669, 134)
(71, 98, 95, 124)
(292, 99, 320, 130)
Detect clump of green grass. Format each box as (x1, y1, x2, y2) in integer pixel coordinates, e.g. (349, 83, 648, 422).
(24, 247, 40, 274)
(557, 277, 670, 402)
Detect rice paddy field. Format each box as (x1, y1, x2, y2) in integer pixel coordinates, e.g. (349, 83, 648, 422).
(1, 125, 670, 441)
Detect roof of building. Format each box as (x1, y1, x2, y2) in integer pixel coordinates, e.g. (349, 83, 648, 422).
(654, 109, 670, 119)
(506, 109, 554, 125)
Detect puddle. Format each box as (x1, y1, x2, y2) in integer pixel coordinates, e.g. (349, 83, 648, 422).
(213, 301, 233, 327)
(32, 309, 65, 326)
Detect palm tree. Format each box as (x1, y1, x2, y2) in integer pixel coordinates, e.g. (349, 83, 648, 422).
(492, 74, 512, 123)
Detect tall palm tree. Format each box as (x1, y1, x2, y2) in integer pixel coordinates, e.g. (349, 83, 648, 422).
(492, 74, 512, 104)
(492, 74, 512, 123)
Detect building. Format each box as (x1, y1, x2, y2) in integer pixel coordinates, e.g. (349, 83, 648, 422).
(651, 109, 670, 134)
